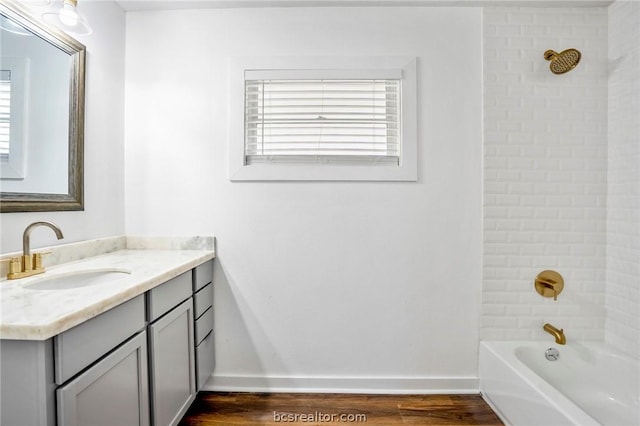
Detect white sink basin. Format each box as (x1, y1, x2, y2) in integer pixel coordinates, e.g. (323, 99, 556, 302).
(25, 268, 132, 291)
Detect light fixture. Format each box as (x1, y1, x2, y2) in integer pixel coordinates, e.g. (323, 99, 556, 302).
(42, 0, 92, 36)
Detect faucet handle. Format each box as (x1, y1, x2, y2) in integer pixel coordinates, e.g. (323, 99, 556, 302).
(535, 270, 564, 301)
(33, 252, 52, 271)
(4, 257, 23, 279)
(8, 257, 22, 275)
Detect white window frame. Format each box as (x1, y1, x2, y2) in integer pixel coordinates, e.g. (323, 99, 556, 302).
(229, 56, 417, 181)
(0, 57, 27, 180)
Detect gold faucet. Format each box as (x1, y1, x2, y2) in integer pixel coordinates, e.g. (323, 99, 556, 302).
(7, 221, 64, 280)
(543, 323, 566, 345)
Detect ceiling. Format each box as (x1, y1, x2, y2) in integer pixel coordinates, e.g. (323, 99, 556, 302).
(114, 0, 614, 11)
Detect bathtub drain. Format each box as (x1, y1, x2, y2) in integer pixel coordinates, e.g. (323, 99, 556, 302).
(545, 347, 560, 361)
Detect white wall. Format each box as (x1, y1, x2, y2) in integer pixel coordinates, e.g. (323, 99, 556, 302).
(482, 7, 608, 341)
(606, 0, 639, 360)
(0, 1, 126, 253)
(125, 7, 483, 391)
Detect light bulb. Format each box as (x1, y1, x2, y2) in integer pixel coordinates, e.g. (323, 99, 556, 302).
(41, 0, 92, 36)
(58, 1, 78, 26)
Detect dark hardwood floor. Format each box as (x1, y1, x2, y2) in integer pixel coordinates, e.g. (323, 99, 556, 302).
(179, 392, 504, 425)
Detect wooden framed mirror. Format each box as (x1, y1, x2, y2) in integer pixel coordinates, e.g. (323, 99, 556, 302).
(0, 0, 85, 212)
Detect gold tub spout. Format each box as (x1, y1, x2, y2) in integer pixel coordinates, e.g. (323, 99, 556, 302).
(543, 323, 566, 345)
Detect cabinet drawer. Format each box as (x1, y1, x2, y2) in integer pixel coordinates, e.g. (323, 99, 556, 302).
(57, 331, 149, 426)
(193, 260, 213, 292)
(194, 307, 213, 346)
(195, 331, 214, 391)
(194, 282, 213, 319)
(147, 271, 192, 322)
(54, 295, 145, 385)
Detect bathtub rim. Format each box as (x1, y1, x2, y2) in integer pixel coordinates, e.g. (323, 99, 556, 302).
(479, 340, 604, 426)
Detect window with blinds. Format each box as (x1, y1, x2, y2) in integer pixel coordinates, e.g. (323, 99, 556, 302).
(244, 79, 401, 165)
(229, 57, 417, 181)
(0, 70, 10, 160)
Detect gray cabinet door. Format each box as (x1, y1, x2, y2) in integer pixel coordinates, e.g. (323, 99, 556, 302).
(149, 298, 196, 426)
(57, 331, 150, 426)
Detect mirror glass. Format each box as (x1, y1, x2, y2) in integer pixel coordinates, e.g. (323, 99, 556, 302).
(0, 1, 84, 212)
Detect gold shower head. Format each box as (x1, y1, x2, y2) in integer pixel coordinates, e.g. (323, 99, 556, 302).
(544, 48, 581, 74)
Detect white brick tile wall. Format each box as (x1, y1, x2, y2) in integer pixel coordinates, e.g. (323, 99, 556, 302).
(482, 7, 608, 342)
(606, 0, 640, 360)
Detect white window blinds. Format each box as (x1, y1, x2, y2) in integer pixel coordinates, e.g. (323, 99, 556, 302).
(0, 70, 10, 160)
(244, 78, 401, 165)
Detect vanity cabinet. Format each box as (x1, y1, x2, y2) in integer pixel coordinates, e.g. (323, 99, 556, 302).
(0, 259, 215, 426)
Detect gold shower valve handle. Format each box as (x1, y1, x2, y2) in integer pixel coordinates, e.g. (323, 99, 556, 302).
(535, 270, 564, 301)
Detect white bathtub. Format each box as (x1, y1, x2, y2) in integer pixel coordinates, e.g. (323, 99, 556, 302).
(479, 341, 639, 426)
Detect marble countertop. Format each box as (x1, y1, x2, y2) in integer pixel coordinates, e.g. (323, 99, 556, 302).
(0, 238, 215, 340)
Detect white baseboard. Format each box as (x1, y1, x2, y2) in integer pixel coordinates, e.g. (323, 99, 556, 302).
(201, 375, 479, 394)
